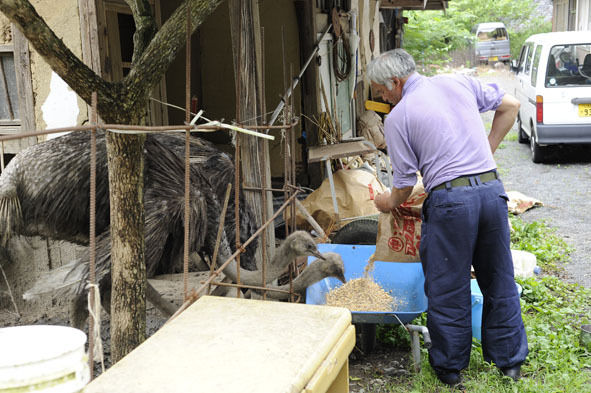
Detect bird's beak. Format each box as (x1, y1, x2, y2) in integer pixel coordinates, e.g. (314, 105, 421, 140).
(311, 250, 325, 260)
(337, 273, 346, 283)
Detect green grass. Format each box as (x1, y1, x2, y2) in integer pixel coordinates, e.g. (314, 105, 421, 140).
(505, 133, 518, 142)
(375, 218, 590, 392)
(509, 215, 572, 274)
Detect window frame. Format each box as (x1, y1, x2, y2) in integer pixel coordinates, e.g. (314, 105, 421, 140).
(0, 24, 36, 154)
(531, 45, 543, 87)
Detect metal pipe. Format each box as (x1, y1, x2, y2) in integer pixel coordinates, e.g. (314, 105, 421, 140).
(406, 324, 431, 348)
(88, 92, 97, 380)
(182, 0, 192, 300)
(267, 24, 333, 130)
(0, 121, 297, 143)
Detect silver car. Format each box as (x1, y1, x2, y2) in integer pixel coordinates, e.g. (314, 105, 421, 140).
(472, 22, 511, 64)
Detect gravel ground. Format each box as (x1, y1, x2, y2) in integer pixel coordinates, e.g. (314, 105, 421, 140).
(478, 66, 591, 288)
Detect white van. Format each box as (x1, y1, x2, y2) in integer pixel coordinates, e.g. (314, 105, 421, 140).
(472, 22, 511, 64)
(513, 31, 591, 162)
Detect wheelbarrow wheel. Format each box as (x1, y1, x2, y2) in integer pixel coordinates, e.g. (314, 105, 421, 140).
(331, 218, 378, 245)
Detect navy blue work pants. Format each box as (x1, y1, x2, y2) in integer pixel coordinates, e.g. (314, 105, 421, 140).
(420, 177, 528, 372)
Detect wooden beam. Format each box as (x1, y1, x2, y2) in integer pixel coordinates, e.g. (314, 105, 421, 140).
(11, 24, 36, 150)
(78, 0, 102, 74)
(0, 44, 14, 53)
(380, 0, 448, 10)
(228, 0, 275, 269)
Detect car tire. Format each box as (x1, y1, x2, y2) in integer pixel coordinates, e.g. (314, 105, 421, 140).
(530, 127, 545, 163)
(517, 114, 529, 144)
(331, 218, 378, 245)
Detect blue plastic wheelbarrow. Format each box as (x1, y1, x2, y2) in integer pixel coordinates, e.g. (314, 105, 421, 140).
(306, 244, 430, 369)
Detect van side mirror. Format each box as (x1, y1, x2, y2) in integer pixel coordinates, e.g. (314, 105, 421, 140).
(510, 59, 519, 73)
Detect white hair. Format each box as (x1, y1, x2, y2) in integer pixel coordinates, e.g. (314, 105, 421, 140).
(367, 49, 416, 90)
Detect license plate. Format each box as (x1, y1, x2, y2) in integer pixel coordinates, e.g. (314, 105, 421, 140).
(489, 56, 498, 61)
(578, 103, 591, 117)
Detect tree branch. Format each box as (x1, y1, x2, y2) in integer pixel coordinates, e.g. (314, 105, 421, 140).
(0, 0, 119, 113)
(123, 0, 224, 104)
(125, 0, 157, 64)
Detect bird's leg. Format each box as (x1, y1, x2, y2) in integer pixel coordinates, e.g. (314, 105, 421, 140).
(69, 293, 87, 330)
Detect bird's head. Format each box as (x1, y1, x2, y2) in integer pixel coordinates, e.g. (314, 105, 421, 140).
(288, 231, 325, 260)
(315, 252, 346, 283)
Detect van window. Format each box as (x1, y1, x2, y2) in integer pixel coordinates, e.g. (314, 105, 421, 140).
(545, 43, 591, 87)
(524, 43, 534, 75)
(477, 27, 508, 42)
(531, 45, 542, 86)
(517, 45, 529, 73)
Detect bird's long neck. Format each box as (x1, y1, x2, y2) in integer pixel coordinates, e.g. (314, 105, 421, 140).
(217, 235, 275, 286)
(265, 260, 330, 300)
(266, 239, 294, 278)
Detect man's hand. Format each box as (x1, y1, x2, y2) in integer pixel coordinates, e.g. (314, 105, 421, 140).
(374, 185, 414, 213)
(375, 189, 396, 213)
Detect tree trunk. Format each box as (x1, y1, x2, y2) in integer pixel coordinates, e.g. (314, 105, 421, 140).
(106, 131, 147, 362)
(228, 0, 275, 270)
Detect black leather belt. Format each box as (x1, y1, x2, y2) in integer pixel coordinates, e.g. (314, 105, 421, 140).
(432, 170, 498, 191)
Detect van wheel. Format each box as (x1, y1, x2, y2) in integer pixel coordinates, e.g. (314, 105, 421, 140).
(530, 127, 545, 163)
(517, 114, 529, 144)
(331, 218, 378, 245)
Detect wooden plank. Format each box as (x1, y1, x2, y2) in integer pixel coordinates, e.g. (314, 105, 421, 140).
(153, 0, 168, 125)
(79, 0, 103, 123)
(11, 24, 36, 150)
(105, 9, 124, 81)
(307, 140, 377, 163)
(78, 0, 102, 73)
(294, 0, 322, 187)
(95, 0, 111, 80)
(380, 0, 447, 9)
(0, 120, 20, 126)
(0, 44, 14, 53)
(228, 0, 275, 269)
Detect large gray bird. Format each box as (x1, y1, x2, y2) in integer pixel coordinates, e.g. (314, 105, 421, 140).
(245, 252, 346, 300)
(220, 230, 325, 287)
(4, 131, 258, 326)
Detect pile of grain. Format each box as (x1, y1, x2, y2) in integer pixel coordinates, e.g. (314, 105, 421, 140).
(326, 278, 394, 312)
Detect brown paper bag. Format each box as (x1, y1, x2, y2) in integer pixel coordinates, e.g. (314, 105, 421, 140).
(372, 180, 427, 262)
(289, 168, 386, 232)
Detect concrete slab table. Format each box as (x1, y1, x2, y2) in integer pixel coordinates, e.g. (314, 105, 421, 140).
(83, 296, 355, 393)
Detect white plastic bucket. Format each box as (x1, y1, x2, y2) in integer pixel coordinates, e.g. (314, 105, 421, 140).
(0, 325, 89, 393)
(511, 249, 537, 278)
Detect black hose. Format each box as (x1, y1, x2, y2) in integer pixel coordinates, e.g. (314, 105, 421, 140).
(332, 32, 351, 82)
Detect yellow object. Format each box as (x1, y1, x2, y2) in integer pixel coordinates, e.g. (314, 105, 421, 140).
(364, 100, 391, 114)
(84, 296, 354, 393)
(578, 103, 591, 117)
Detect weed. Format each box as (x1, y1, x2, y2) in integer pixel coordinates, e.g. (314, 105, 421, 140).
(509, 215, 572, 274)
(505, 133, 518, 142)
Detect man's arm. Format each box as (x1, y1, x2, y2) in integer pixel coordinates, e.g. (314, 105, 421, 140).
(374, 185, 414, 213)
(489, 93, 520, 153)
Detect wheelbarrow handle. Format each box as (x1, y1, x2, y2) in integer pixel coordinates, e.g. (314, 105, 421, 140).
(406, 324, 432, 349)
(423, 329, 432, 349)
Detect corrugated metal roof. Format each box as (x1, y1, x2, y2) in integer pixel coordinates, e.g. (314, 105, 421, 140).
(380, 0, 449, 11)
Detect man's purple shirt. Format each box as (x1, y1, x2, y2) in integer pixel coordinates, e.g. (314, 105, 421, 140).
(384, 72, 504, 192)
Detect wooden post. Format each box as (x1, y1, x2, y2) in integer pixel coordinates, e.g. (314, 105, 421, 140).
(228, 0, 275, 269)
(294, 0, 322, 187)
